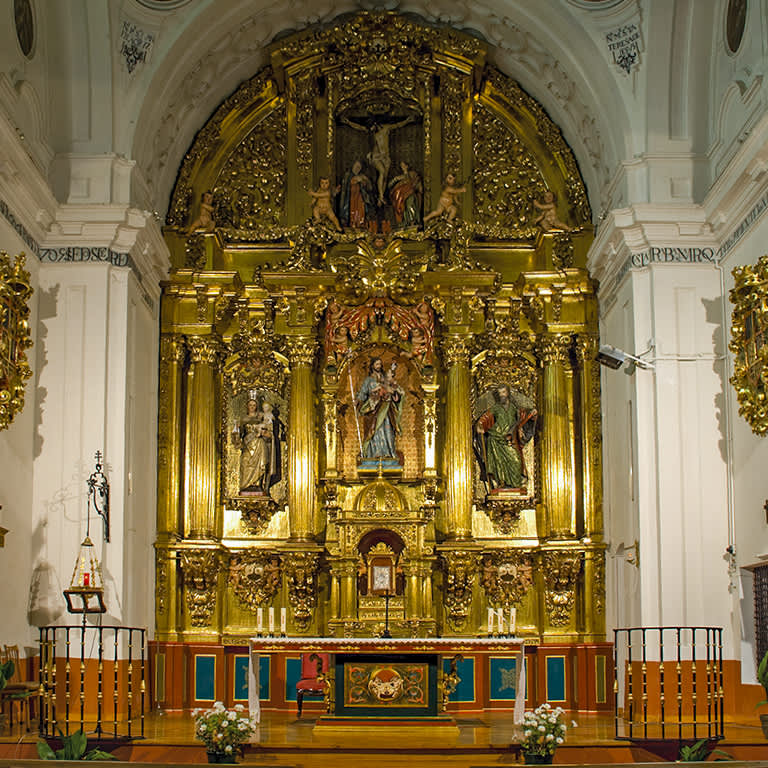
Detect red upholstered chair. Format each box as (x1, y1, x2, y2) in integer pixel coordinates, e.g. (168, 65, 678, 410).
(295, 653, 329, 717)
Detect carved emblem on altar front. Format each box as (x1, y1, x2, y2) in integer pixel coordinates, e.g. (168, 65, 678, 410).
(229, 550, 282, 611)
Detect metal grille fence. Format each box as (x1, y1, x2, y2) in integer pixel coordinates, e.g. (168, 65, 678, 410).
(613, 627, 724, 742)
(38, 625, 145, 739)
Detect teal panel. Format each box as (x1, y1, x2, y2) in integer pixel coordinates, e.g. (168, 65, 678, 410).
(285, 657, 301, 703)
(442, 656, 475, 702)
(194, 655, 216, 702)
(259, 656, 270, 701)
(489, 657, 517, 700)
(234, 656, 248, 701)
(546, 656, 566, 702)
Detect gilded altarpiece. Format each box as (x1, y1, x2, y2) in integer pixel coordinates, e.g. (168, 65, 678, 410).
(156, 13, 605, 647)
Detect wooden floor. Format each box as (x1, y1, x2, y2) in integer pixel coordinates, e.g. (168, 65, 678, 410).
(1, 710, 768, 766)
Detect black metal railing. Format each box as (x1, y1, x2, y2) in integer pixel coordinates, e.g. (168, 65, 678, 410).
(614, 626, 724, 742)
(38, 625, 145, 739)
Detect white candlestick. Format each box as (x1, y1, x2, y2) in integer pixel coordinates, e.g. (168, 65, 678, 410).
(487, 608, 494, 634)
(268, 606, 275, 634)
(257, 607, 263, 634)
(509, 607, 516, 635)
(280, 607, 287, 635)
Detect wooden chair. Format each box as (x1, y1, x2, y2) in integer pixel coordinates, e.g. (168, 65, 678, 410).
(1, 645, 38, 731)
(295, 653, 329, 717)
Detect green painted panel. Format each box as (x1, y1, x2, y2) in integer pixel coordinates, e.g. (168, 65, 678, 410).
(546, 656, 566, 702)
(195, 655, 216, 702)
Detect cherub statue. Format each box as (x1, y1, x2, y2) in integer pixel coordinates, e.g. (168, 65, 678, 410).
(424, 173, 466, 223)
(533, 190, 571, 232)
(187, 190, 215, 234)
(308, 177, 342, 230)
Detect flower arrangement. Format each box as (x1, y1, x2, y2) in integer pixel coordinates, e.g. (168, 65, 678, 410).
(520, 703, 574, 761)
(192, 702, 258, 759)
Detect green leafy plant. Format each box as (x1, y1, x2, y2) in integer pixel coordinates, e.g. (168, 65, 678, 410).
(757, 649, 768, 708)
(36, 729, 116, 761)
(678, 739, 732, 762)
(192, 702, 258, 757)
(0, 660, 14, 691)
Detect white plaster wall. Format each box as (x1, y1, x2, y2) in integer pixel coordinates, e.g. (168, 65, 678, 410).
(0, 220, 40, 654)
(30, 261, 158, 650)
(600, 261, 732, 652)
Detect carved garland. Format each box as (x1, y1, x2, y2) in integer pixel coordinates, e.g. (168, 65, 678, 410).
(180, 549, 220, 627)
(285, 551, 320, 630)
(730, 255, 768, 435)
(441, 551, 479, 628)
(542, 551, 583, 627)
(0, 252, 33, 430)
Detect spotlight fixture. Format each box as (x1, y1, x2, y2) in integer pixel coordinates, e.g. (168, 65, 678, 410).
(597, 345, 653, 371)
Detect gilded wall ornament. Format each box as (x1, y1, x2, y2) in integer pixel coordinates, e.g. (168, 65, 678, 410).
(441, 551, 479, 628)
(480, 551, 534, 608)
(285, 551, 320, 630)
(0, 252, 33, 431)
(730, 255, 768, 435)
(229, 550, 282, 610)
(543, 551, 583, 627)
(181, 549, 220, 627)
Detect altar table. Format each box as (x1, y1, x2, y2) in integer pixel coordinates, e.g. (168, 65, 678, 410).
(248, 636, 526, 723)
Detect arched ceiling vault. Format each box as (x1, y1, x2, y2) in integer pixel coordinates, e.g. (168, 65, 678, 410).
(130, 1, 630, 222)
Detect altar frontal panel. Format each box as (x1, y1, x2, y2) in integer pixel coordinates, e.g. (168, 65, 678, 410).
(335, 653, 438, 717)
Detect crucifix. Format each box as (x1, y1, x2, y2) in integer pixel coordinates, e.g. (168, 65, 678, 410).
(382, 590, 393, 638)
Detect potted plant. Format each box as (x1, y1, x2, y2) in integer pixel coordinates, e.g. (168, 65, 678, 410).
(757, 650, 768, 739)
(192, 702, 258, 763)
(519, 702, 572, 764)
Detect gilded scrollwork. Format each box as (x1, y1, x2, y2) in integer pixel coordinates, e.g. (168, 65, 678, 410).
(593, 551, 606, 616)
(472, 103, 547, 236)
(180, 549, 220, 627)
(542, 551, 583, 627)
(0, 252, 33, 431)
(441, 70, 465, 177)
(441, 551, 479, 628)
(285, 551, 320, 630)
(730, 255, 768, 435)
(229, 550, 282, 610)
(480, 550, 534, 608)
(155, 555, 169, 616)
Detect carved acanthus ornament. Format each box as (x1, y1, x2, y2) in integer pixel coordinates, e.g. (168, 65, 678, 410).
(155, 556, 169, 616)
(440, 70, 465, 177)
(441, 551, 479, 628)
(543, 551, 583, 627)
(181, 549, 220, 627)
(440, 336, 471, 369)
(285, 551, 320, 630)
(284, 336, 316, 367)
(730, 255, 768, 435)
(187, 335, 223, 367)
(184, 234, 207, 269)
(229, 550, 282, 610)
(0, 252, 33, 431)
(481, 550, 534, 608)
(593, 551, 606, 616)
(226, 314, 285, 395)
(552, 233, 575, 270)
(536, 334, 573, 366)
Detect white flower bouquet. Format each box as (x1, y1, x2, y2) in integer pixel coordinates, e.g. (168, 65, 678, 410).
(520, 702, 573, 759)
(192, 702, 258, 758)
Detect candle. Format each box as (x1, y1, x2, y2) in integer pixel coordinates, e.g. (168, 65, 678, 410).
(268, 606, 275, 634)
(509, 607, 516, 635)
(280, 607, 287, 635)
(257, 607, 263, 634)
(487, 608, 494, 634)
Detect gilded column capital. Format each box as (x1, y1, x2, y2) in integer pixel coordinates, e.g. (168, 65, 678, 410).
(440, 335, 471, 368)
(160, 333, 188, 365)
(573, 334, 598, 365)
(536, 333, 572, 366)
(284, 336, 317, 366)
(187, 335, 223, 366)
